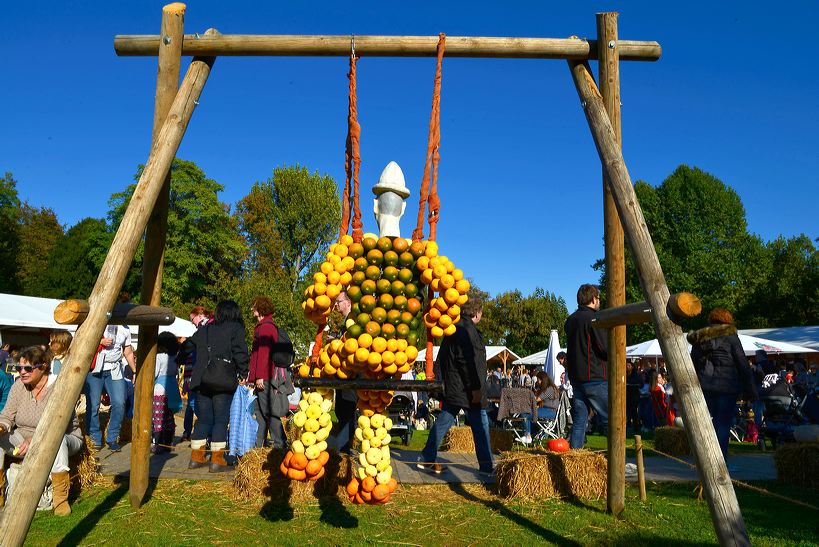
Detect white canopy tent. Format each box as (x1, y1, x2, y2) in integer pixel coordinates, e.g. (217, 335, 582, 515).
(626, 333, 817, 358)
(513, 346, 568, 366)
(739, 326, 819, 351)
(0, 293, 196, 348)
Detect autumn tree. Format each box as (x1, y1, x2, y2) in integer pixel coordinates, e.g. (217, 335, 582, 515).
(17, 203, 63, 296)
(480, 287, 569, 356)
(0, 173, 22, 293)
(41, 218, 109, 299)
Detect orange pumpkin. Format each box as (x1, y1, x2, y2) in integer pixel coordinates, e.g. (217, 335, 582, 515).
(283, 451, 293, 468)
(309, 467, 325, 481)
(386, 478, 398, 493)
(279, 462, 289, 476)
(290, 452, 308, 471)
(354, 492, 365, 505)
(287, 468, 307, 481)
(361, 476, 376, 493)
(548, 438, 570, 453)
(346, 478, 360, 497)
(317, 451, 330, 466)
(372, 483, 390, 502)
(305, 459, 323, 476)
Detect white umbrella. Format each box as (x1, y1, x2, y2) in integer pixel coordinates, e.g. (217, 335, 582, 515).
(544, 329, 564, 383)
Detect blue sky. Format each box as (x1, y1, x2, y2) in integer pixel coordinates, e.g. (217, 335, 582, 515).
(3, 1, 817, 307)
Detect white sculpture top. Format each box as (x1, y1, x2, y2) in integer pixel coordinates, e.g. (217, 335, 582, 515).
(373, 161, 409, 238)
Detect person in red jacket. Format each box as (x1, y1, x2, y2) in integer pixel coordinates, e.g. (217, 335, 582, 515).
(248, 296, 293, 449)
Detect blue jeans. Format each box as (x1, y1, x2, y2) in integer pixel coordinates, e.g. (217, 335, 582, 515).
(183, 391, 198, 436)
(522, 407, 557, 436)
(421, 403, 493, 472)
(84, 371, 126, 446)
(569, 381, 609, 449)
(704, 392, 737, 459)
(331, 397, 357, 454)
(192, 391, 232, 444)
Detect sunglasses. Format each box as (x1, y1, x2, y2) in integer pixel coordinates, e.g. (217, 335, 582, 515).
(14, 364, 45, 373)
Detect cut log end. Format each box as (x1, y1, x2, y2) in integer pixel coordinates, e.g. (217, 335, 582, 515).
(163, 3, 186, 15)
(669, 292, 702, 319)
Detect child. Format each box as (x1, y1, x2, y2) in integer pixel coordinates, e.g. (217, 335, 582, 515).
(152, 332, 183, 453)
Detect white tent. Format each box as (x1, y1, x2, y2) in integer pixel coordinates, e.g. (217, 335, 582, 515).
(0, 293, 196, 347)
(513, 346, 567, 365)
(626, 334, 817, 358)
(414, 345, 521, 365)
(740, 326, 819, 351)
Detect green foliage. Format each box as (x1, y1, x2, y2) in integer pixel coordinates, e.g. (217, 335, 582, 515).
(480, 286, 569, 356)
(108, 159, 248, 309)
(40, 218, 108, 299)
(17, 203, 63, 296)
(237, 165, 340, 291)
(0, 172, 22, 293)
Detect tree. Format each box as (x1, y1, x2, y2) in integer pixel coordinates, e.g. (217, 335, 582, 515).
(237, 165, 340, 291)
(41, 218, 109, 299)
(109, 159, 248, 310)
(597, 165, 770, 343)
(17, 203, 64, 296)
(480, 287, 569, 357)
(0, 172, 21, 293)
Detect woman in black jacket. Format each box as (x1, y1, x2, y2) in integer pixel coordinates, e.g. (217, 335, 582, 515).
(688, 308, 757, 459)
(180, 300, 249, 472)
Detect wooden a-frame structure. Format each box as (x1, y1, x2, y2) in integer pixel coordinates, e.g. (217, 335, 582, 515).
(0, 5, 750, 546)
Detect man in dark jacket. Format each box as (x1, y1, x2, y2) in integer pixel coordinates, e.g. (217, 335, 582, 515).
(565, 284, 609, 448)
(418, 294, 493, 475)
(329, 291, 357, 454)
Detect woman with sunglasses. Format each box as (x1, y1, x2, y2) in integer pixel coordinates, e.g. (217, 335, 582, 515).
(0, 346, 83, 516)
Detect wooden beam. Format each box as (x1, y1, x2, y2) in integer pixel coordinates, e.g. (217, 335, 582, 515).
(53, 299, 176, 326)
(130, 2, 187, 510)
(295, 378, 444, 392)
(0, 35, 215, 547)
(598, 11, 626, 518)
(114, 34, 662, 61)
(592, 292, 702, 329)
(568, 57, 750, 546)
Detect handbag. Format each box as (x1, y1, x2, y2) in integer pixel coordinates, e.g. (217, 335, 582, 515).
(200, 325, 238, 392)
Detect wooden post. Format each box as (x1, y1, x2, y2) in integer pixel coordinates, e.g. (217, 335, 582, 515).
(54, 299, 177, 326)
(130, 2, 186, 509)
(635, 434, 647, 501)
(114, 34, 663, 61)
(598, 11, 626, 518)
(0, 40, 215, 547)
(591, 292, 702, 329)
(568, 58, 750, 546)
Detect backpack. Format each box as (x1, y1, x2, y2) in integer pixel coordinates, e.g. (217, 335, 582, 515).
(271, 325, 295, 368)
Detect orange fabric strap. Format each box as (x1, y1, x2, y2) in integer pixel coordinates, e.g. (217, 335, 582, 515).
(412, 33, 446, 243)
(341, 53, 363, 241)
(424, 284, 435, 380)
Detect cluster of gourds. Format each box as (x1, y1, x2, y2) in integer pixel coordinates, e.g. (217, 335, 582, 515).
(347, 414, 398, 504)
(279, 390, 333, 481)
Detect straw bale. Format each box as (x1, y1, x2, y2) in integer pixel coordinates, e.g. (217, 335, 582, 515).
(654, 426, 690, 457)
(68, 436, 102, 495)
(495, 449, 607, 500)
(442, 426, 514, 454)
(78, 410, 132, 444)
(232, 448, 355, 504)
(774, 442, 819, 489)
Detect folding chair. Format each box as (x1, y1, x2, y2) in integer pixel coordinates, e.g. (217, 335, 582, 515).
(531, 390, 571, 445)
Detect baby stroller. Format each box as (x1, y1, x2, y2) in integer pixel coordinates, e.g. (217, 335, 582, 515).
(759, 383, 807, 447)
(386, 394, 414, 445)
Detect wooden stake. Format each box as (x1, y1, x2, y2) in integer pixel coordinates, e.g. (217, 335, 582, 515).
(598, 11, 626, 518)
(0, 36, 214, 547)
(568, 58, 750, 546)
(114, 34, 662, 61)
(130, 3, 187, 509)
(592, 292, 702, 329)
(635, 434, 647, 501)
(53, 299, 177, 326)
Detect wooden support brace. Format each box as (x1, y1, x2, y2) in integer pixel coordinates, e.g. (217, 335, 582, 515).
(53, 299, 177, 326)
(114, 34, 662, 61)
(568, 56, 750, 546)
(296, 378, 444, 392)
(0, 29, 215, 547)
(592, 292, 702, 329)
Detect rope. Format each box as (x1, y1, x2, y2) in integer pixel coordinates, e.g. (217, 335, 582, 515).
(412, 33, 446, 243)
(341, 46, 363, 242)
(640, 442, 819, 512)
(424, 284, 435, 380)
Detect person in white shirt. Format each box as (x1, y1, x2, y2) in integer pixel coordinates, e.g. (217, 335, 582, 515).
(84, 325, 136, 451)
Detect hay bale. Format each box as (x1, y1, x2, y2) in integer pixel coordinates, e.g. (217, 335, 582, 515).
(654, 426, 690, 457)
(68, 436, 102, 495)
(496, 449, 607, 500)
(442, 427, 515, 454)
(78, 410, 132, 444)
(774, 442, 819, 489)
(232, 448, 355, 504)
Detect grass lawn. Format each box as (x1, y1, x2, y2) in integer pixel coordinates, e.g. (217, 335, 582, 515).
(25, 476, 818, 546)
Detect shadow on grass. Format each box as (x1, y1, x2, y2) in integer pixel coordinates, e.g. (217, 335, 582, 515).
(257, 449, 358, 529)
(57, 477, 133, 547)
(447, 482, 581, 547)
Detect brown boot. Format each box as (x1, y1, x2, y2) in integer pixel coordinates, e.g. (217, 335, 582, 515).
(0, 471, 5, 508)
(209, 449, 231, 473)
(188, 447, 208, 469)
(51, 472, 71, 516)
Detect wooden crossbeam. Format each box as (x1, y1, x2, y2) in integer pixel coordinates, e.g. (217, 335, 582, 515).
(592, 292, 702, 330)
(53, 299, 176, 326)
(114, 34, 662, 61)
